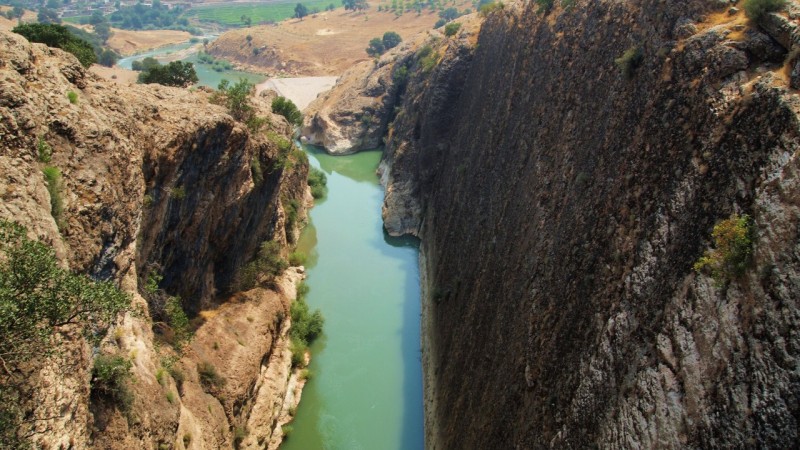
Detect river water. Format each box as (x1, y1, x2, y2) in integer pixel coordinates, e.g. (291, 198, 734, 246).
(283, 146, 423, 450)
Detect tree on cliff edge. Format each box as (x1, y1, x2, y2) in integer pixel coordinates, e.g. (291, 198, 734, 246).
(294, 3, 309, 19)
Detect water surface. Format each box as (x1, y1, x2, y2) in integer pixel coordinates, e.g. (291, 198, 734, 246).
(281, 146, 423, 450)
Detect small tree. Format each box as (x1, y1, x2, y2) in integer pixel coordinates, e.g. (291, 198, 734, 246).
(217, 78, 256, 122)
(444, 22, 461, 37)
(294, 3, 309, 19)
(271, 96, 303, 126)
(382, 31, 402, 50)
(439, 6, 459, 20)
(12, 23, 97, 67)
(366, 37, 385, 56)
(138, 61, 198, 87)
(694, 214, 754, 284)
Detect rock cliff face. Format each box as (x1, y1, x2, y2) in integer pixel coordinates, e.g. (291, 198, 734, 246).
(0, 30, 309, 448)
(375, 0, 800, 448)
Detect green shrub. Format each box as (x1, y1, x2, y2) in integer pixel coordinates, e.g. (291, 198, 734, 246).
(235, 240, 289, 290)
(743, 0, 786, 20)
(138, 61, 199, 87)
(288, 282, 324, 367)
(366, 37, 385, 56)
(171, 186, 186, 200)
(168, 365, 185, 392)
(308, 166, 328, 199)
(37, 136, 52, 163)
(614, 46, 643, 79)
(271, 96, 303, 126)
(42, 166, 64, 228)
(67, 90, 78, 104)
(156, 367, 167, 386)
(183, 433, 192, 447)
(216, 78, 256, 122)
(233, 426, 248, 449)
(288, 251, 307, 266)
(165, 391, 176, 404)
(197, 361, 226, 392)
(92, 354, 134, 412)
(281, 425, 293, 438)
(164, 296, 191, 351)
(444, 22, 461, 37)
(382, 31, 402, 49)
(251, 156, 264, 185)
(535, 0, 554, 13)
(694, 214, 754, 284)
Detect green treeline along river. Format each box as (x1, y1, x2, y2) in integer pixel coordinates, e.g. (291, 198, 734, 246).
(282, 146, 423, 450)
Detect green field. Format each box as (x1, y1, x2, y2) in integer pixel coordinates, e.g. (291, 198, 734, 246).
(185, 1, 338, 26)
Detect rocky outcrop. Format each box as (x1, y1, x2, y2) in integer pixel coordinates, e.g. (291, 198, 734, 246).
(378, 0, 800, 448)
(300, 18, 482, 156)
(0, 30, 309, 448)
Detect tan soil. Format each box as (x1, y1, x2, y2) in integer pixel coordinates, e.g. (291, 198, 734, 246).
(209, 0, 471, 76)
(0, 7, 36, 30)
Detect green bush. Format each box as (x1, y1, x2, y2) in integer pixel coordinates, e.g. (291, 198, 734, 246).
(67, 90, 78, 104)
(288, 282, 324, 367)
(535, 0, 554, 13)
(366, 37, 385, 56)
(216, 78, 256, 122)
(444, 22, 461, 37)
(37, 136, 52, 163)
(235, 240, 289, 290)
(743, 0, 786, 20)
(308, 166, 328, 199)
(694, 214, 754, 284)
(233, 427, 249, 449)
(164, 296, 191, 351)
(42, 166, 64, 228)
(138, 61, 198, 87)
(288, 251, 307, 266)
(614, 46, 643, 79)
(271, 96, 303, 126)
(251, 156, 264, 185)
(382, 31, 402, 49)
(92, 354, 134, 412)
(197, 361, 226, 392)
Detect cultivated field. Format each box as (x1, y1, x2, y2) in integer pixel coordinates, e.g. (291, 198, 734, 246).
(186, 0, 338, 26)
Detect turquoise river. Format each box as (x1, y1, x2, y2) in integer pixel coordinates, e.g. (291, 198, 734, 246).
(284, 146, 423, 450)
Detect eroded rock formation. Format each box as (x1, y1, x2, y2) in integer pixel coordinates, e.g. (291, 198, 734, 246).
(0, 30, 309, 448)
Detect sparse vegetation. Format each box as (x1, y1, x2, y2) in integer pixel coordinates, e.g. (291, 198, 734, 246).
(417, 45, 439, 72)
(215, 78, 261, 124)
(235, 240, 289, 290)
(91, 354, 134, 413)
(67, 90, 78, 104)
(614, 46, 643, 79)
(37, 136, 52, 163)
(197, 361, 226, 392)
(233, 426, 249, 448)
(694, 214, 754, 285)
(382, 31, 402, 50)
(308, 166, 328, 199)
(366, 37, 385, 56)
(282, 424, 294, 438)
(170, 186, 186, 200)
(42, 166, 64, 227)
(743, 0, 786, 20)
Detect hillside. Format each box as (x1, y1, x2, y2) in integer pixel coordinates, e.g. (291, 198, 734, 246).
(207, 1, 471, 76)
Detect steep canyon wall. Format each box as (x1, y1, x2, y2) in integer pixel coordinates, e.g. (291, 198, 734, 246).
(377, 0, 800, 448)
